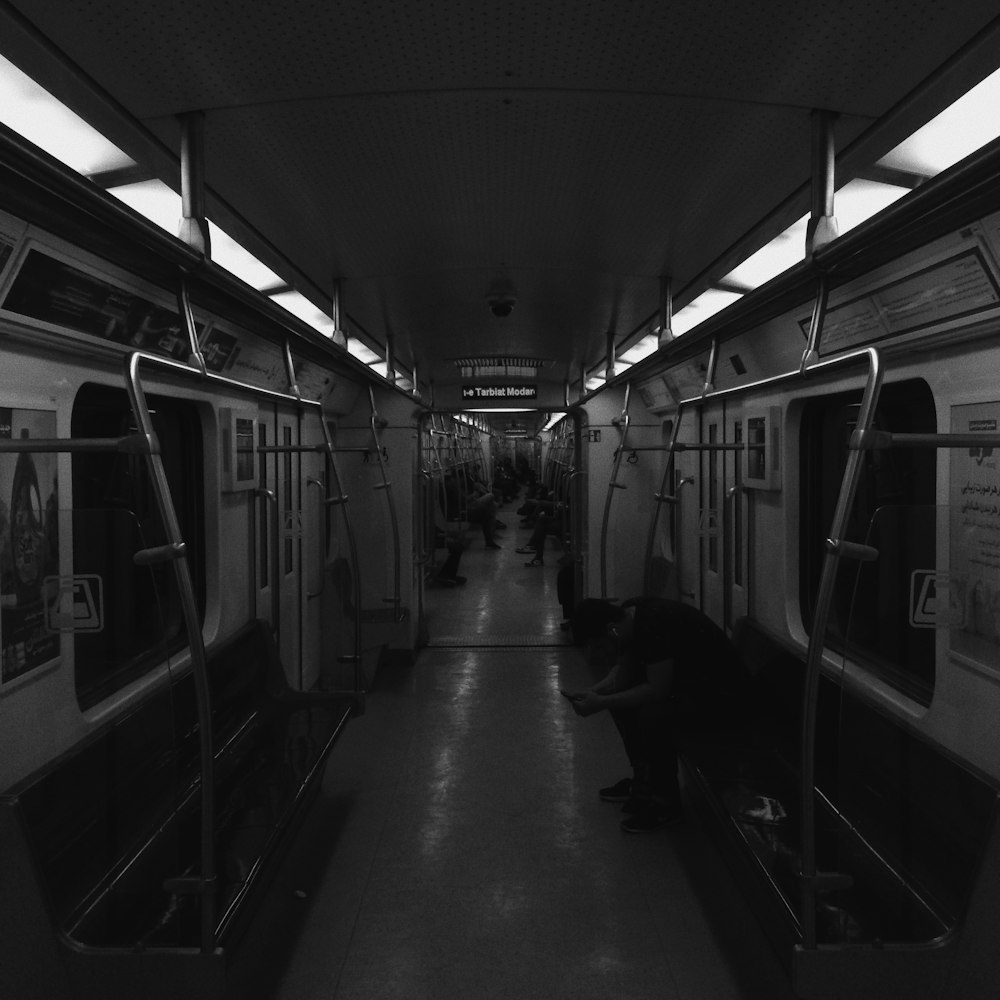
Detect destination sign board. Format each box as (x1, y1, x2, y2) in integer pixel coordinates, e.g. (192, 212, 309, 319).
(461, 384, 537, 401)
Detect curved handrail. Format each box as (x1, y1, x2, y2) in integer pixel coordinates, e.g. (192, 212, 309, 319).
(118, 348, 372, 948)
(599, 382, 631, 598)
(634, 337, 885, 948)
(123, 351, 215, 953)
(368, 386, 402, 618)
(798, 346, 884, 949)
(317, 418, 364, 694)
(642, 415, 684, 596)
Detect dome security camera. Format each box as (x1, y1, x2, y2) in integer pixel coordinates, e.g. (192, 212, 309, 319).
(487, 294, 517, 318)
(486, 278, 516, 318)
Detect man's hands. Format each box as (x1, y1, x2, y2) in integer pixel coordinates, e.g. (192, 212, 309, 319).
(560, 689, 604, 717)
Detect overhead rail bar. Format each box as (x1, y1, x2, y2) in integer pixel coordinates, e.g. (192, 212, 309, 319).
(600, 383, 632, 598)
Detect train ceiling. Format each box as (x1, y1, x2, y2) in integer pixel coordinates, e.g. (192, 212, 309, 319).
(2, 1, 1000, 396)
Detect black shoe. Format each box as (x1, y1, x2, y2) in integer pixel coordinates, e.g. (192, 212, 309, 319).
(599, 778, 632, 802)
(620, 804, 683, 833)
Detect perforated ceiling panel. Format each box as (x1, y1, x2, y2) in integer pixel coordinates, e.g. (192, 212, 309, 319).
(6, 1, 1000, 387)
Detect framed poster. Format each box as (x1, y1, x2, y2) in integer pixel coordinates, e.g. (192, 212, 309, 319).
(0, 408, 60, 688)
(950, 401, 1000, 668)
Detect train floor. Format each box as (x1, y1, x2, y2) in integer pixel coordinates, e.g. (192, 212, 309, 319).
(228, 513, 798, 1000)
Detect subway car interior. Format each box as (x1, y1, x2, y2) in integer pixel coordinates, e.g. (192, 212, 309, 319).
(4, 2, 1000, 998)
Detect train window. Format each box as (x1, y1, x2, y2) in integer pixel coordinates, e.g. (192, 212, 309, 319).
(800, 378, 937, 704)
(71, 384, 204, 708)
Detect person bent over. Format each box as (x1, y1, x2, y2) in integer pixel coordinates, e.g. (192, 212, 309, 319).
(562, 597, 748, 833)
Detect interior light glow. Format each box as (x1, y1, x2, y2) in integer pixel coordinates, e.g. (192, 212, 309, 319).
(208, 223, 283, 290)
(618, 333, 659, 365)
(347, 339, 381, 364)
(671, 288, 743, 336)
(878, 66, 1000, 178)
(270, 290, 335, 336)
(723, 216, 808, 290)
(107, 178, 182, 233)
(834, 178, 908, 234)
(0, 54, 134, 176)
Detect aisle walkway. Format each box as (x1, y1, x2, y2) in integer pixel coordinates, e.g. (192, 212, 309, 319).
(229, 516, 796, 999)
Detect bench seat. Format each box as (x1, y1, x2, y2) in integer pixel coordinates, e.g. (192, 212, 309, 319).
(3, 619, 357, 974)
(680, 617, 996, 959)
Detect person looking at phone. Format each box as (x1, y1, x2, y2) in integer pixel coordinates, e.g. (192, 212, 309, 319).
(561, 597, 747, 832)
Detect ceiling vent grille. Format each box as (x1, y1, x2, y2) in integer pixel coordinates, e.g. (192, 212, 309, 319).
(453, 356, 553, 378)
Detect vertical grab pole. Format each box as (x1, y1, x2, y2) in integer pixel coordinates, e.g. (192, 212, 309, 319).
(368, 386, 402, 618)
(254, 487, 279, 632)
(642, 404, 687, 596)
(600, 382, 631, 598)
(798, 346, 883, 950)
(123, 352, 215, 954)
(318, 416, 364, 696)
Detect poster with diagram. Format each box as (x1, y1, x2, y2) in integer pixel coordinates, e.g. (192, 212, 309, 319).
(950, 401, 1000, 668)
(0, 408, 60, 688)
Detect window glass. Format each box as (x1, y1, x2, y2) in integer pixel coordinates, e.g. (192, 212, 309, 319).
(800, 379, 937, 704)
(71, 384, 204, 708)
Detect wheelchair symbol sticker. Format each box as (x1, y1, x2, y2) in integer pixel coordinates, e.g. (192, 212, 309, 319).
(910, 571, 964, 629)
(44, 575, 104, 633)
(697, 508, 720, 537)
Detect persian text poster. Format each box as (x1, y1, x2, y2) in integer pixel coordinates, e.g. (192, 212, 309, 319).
(0, 408, 60, 687)
(951, 401, 1000, 666)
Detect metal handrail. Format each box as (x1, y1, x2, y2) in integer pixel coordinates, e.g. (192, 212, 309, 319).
(316, 417, 365, 695)
(368, 386, 402, 618)
(117, 348, 370, 950)
(635, 336, 887, 947)
(797, 346, 884, 949)
(599, 382, 631, 598)
(123, 351, 216, 953)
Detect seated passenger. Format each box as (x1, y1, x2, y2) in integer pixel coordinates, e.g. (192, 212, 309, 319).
(516, 508, 562, 565)
(562, 597, 749, 832)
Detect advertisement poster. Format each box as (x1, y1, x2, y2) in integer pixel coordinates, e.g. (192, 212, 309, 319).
(950, 401, 1000, 666)
(2, 250, 192, 361)
(0, 408, 60, 687)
